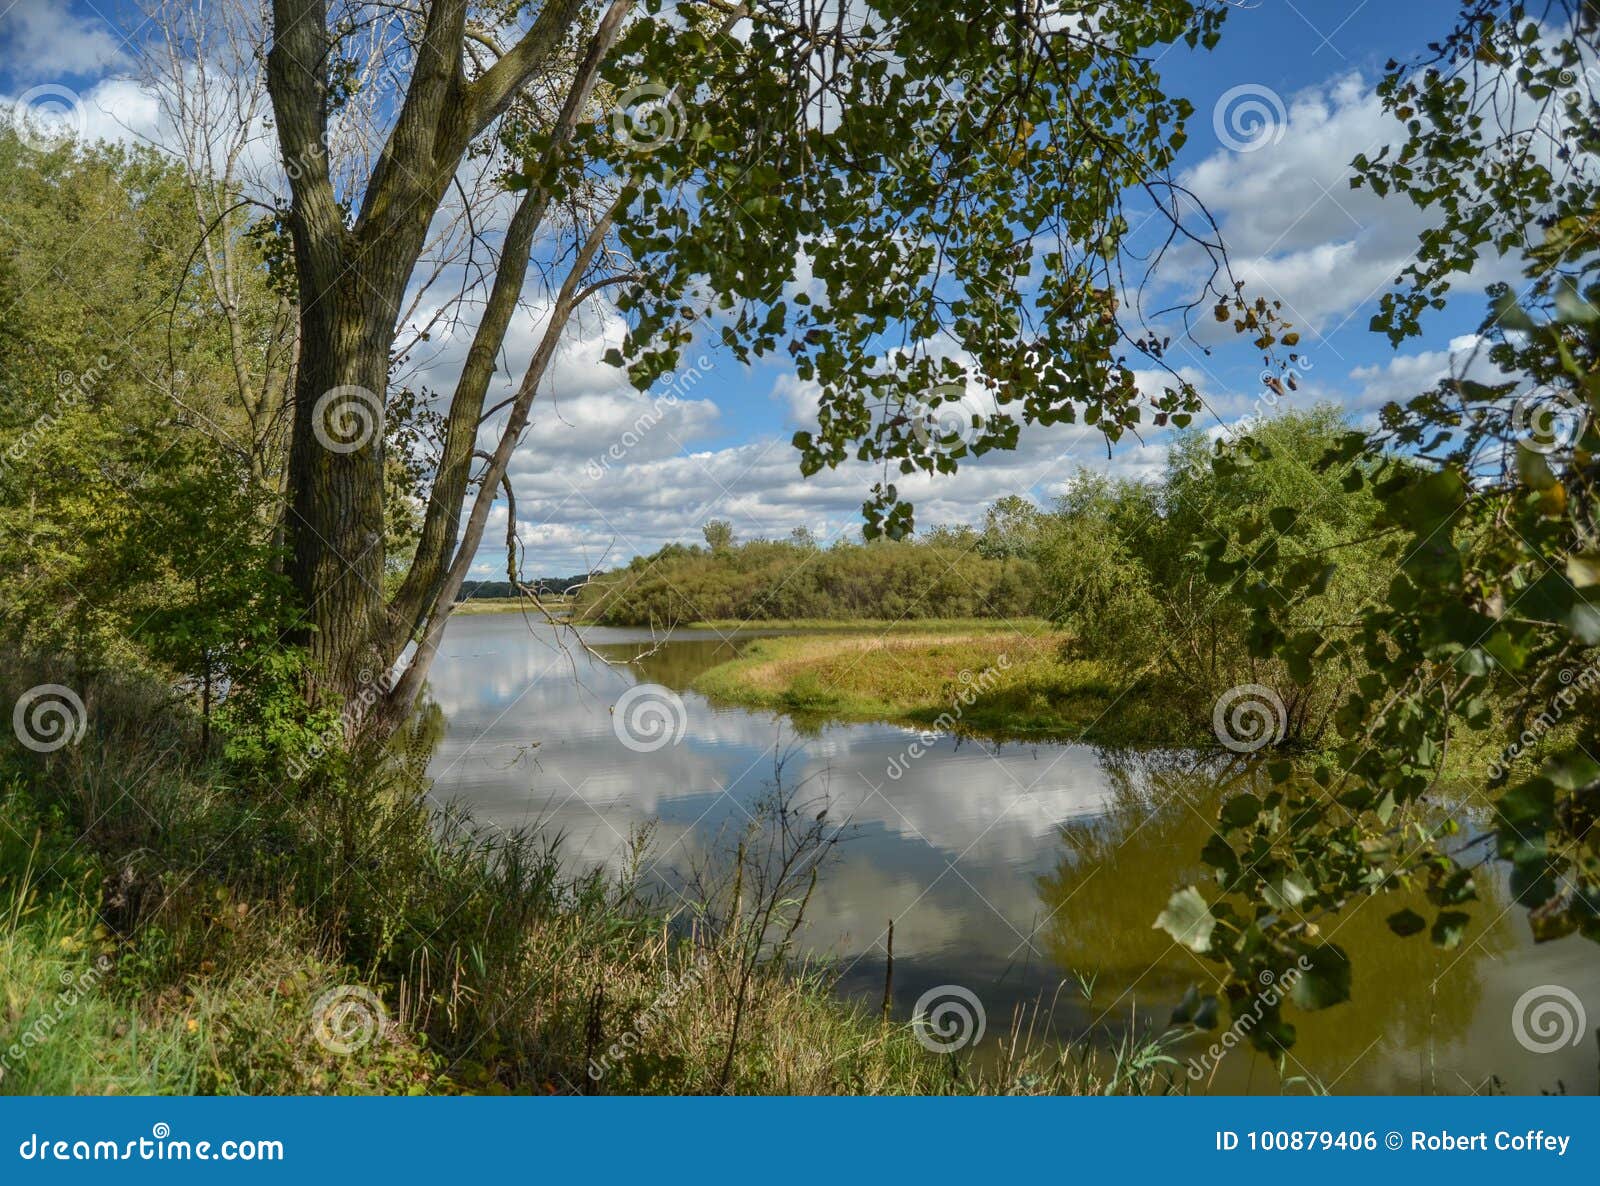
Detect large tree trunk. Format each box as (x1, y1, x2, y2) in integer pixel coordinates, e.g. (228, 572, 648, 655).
(266, 0, 595, 717)
(285, 286, 391, 702)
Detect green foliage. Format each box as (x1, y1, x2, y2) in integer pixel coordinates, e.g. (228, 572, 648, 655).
(1166, 2, 1600, 1053)
(584, 0, 1256, 535)
(578, 534, 1043, 625)
(0, 127, 303, 757)
(1037, 405, 1387, 737)
(0, 664, 1174, 1096)
(701, 518, 735, 552)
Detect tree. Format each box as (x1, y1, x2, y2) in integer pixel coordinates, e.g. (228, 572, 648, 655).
(1159, 1, 1600, 1048)
(251, 0, 1253, 731)
(976, 494, 1044, 560)
(702, 519, 735, 552)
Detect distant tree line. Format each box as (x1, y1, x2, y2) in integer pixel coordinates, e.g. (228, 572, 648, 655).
(456, 576, 594, 600)
(576, 405, 1386, 718)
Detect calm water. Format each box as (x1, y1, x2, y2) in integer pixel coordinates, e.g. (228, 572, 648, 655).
(424, 613, 1599, 1094)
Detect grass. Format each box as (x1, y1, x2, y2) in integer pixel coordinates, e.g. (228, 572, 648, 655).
(452, 596, 572, 616)
(678, 617, 1054, 634)
(0, 658, 1188, 1096)
(691, 631, 1202, 745)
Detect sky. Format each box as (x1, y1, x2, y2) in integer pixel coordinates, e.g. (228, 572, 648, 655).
(0, 0, 1508, 580)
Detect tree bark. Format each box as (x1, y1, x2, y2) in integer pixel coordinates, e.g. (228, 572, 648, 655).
(265, 0, 591, 710)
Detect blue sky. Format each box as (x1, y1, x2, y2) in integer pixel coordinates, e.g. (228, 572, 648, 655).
(0, 0, 1507, 578)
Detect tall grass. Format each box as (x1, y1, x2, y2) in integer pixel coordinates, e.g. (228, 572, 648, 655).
(0, 659, 1186, 1096)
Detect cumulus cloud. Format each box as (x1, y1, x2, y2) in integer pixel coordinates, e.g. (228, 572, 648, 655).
(0, 0, 127, 78)
(1180, 73, 1521, 336)
(8, 17, 1496, 582)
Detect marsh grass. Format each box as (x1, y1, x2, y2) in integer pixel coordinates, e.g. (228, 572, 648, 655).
(0, 659, 1188, 1096)
(690, 632, 1201, 745)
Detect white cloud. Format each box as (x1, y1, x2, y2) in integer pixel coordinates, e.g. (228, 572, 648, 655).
(0, 0, 126, 78)
(1180, 73, 1521, 336)
(1347, 333, 1499, 410)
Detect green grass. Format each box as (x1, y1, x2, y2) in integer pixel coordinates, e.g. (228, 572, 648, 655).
(691, 631, 1202, 745)
(680, 617, 1053, 634)
(0, 659, 1186, 1096)
(452, 596, 572, 616)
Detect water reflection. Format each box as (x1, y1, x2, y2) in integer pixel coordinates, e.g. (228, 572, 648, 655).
(424, 614, 1599, 1094)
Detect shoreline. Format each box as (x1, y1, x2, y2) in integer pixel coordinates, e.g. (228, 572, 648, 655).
(689, 629, 1200, 746)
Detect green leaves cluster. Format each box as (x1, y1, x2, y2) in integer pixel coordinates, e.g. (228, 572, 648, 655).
(578, 0, 1235, 535)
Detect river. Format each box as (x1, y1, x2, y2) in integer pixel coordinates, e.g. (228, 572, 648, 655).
(423, 612, 1599, 1094)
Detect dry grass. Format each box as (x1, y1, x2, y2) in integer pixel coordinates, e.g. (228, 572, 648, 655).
(691, 630, 1195, 743)
(0, 658, 1189, 1096)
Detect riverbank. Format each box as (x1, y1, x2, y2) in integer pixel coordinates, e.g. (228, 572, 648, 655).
(684, 617, 1052, 634)
(691, 630, 1201, 745)
(451, 596, 572, 616)
(0, 661, 1181, 1096)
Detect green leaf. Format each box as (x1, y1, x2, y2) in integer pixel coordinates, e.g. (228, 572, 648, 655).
(1154, 887, 1215, 953)
(1219, 793, 1262, 829)
(1171, 984, 1218, 1029)
(1262, 873, 1311, 913)
(1288, 944, 1351, 1010)
(1386, 908, 1427, 937)
(1567, 552, 1600, 587)
(1430, 910, 1471, 949)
